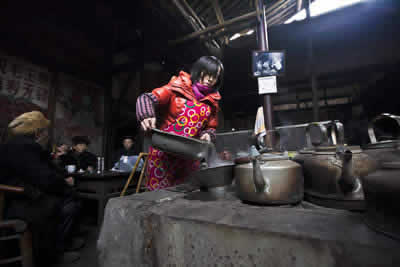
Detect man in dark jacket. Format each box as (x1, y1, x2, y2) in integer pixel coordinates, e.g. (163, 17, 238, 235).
(59, 136, 97, 172)
(111, 136, 144, 172)
(112, 136, 139, 163)
(0, 111, 82, 266)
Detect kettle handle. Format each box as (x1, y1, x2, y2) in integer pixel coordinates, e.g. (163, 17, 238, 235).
(305, 121, 344, 148)
(368, 113, 400, 144)
(329, 120, 345, 146)
(305, 122, 330, 148)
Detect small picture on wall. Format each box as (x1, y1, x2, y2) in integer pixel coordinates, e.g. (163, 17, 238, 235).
(252, 50, 285, 77)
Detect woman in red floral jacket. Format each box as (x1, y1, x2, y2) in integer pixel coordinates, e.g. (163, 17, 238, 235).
(136, 56, 224, 191)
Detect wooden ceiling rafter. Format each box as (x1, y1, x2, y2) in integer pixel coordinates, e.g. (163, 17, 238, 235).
(297, 0, 303, 11)
(168, 0, 300, 46)
(212, 0, 225, 24)
(172, 0, 221, 52)
(267, 0, 298, 25)
(211, 0, 229, 44)
(181, 0, 221, 49)
(222, 0, 250, 20)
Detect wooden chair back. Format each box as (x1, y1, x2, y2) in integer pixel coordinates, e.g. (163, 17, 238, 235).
(0, 184, 24, 221)
(120, 152, 149, 196)
(0, 184, 34, 267)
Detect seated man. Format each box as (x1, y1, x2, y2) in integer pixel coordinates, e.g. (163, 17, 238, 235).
(0, 111, 82, 266)
(112, 136, 143, 172)
(60, 136, 97, 172)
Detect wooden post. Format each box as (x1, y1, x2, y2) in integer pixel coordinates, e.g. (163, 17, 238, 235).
(296, 89, 301, 111)
(48, 72, 58, 148)
(257, 0, 274, 148)
(102, 87, 112, 169)
(102, 24, 115, 169)
(306, 0, 319, 121)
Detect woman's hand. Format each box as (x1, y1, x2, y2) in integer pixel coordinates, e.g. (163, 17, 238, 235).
(65, 177, 75, 187)
(141, 117, 156, 132)
(200, 133, 211, 142)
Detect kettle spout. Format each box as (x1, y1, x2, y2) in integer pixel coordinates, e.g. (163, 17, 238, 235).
(252, 158, 267, 193)
(336, 146, 355, 193)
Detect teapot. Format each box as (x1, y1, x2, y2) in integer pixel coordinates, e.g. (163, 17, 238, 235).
(235, 146, 304, 205)
(362, 160, 400, 239)
(293, 121, 378, 210)
(362, 113, 400, 165)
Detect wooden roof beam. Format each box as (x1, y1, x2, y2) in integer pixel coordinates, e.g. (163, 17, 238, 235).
(211, 0, 229, 44)
(212, 0, 225, 24)
(169, 0, 295, 46)
(175, 0, 221, 49)
(181, 0, 207, 29)
(297, 0, 303, 11)
(169, 10, 260, 46)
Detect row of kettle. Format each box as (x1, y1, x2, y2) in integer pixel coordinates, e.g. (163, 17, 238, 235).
(234, 113, 400, 239)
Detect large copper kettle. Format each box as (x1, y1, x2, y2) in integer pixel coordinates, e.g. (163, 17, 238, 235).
(293, 121, 378, 210)
(361, 114, 400, 239)
(362, 160, 400, 239)
(235, 147, 304, 205)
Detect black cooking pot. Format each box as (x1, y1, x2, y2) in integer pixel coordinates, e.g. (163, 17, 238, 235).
(189, 163, 235, 189)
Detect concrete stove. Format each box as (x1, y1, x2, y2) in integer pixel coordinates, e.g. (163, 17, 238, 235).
(98, 185, 400, 267)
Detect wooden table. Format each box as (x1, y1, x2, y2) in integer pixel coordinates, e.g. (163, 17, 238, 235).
(74, 171, 137, 225)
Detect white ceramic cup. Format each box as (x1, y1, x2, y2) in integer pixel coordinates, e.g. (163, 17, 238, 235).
(66, 165, 76, 173)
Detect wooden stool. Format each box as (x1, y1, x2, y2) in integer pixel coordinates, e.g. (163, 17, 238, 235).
(120, 152, 149, 197)
(0, 184, 34, 267)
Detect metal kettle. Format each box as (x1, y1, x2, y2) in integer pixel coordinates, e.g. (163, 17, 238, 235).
(362, 160, 400, 240)
(235, 146, 304, 205)
(362, 113, 400, 165)
(293, 121, 378, 210)
(361, 114, 400, 239)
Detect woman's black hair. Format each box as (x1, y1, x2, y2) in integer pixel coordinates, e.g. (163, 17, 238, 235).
(190, 56, 224, 91)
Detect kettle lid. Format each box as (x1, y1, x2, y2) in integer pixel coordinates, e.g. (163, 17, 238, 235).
(363, 140, 399, 150)
(313, 145, 362, 154)
(382, 161, 400, 169)
(260, 152, 289, 161)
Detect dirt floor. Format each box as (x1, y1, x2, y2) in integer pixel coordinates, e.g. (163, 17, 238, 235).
(54, 225, 99, 267)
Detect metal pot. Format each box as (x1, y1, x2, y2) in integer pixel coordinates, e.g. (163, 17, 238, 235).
(189, 163, 235, 189)
(151, 129, 213, 161)
(362, 161, 400, 239)
(235, 151, 304, 205)
(363, 113, 400, 164)
(293, 121, 378, 210)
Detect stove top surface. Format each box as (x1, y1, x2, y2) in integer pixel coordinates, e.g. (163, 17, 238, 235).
(165, 183, 344, 212)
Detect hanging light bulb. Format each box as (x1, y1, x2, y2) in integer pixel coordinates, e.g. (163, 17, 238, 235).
(246, 29, 255, 35)
(229, 33, 241, 41)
